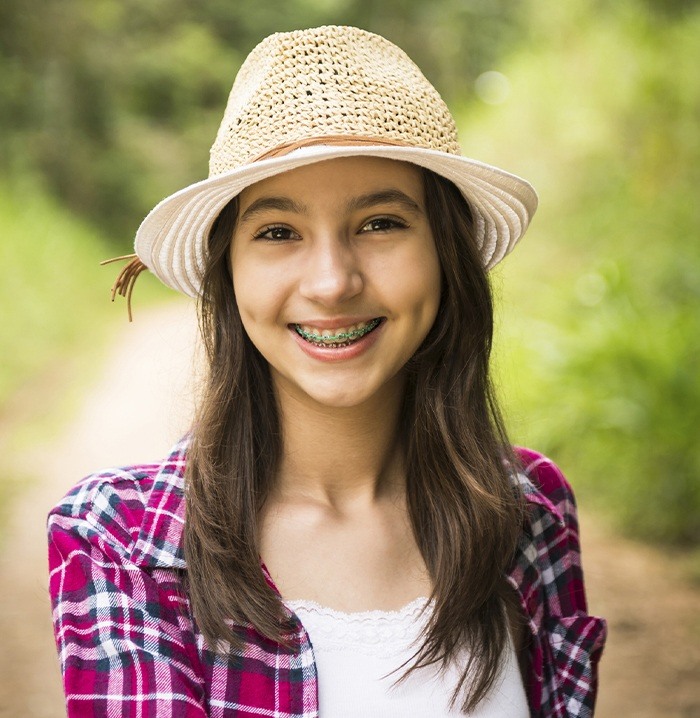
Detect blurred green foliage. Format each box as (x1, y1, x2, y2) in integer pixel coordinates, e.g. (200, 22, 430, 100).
(0, 174, 168, 523)
(0, 175, 109, 519)
(0, 0, 698, 546)
(0, 0, 521, 241)
(481, 0, 700, 545)
(0, 174, 111, 406)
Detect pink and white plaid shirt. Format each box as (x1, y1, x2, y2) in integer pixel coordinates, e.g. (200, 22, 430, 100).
(48, 439, 606, 717)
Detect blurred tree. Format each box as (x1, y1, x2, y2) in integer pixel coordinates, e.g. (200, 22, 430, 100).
(482, 0, 700, 546)
(0, 0, 523, 241)
(642, 0, 700, 17)
(2, 0, 699, 547)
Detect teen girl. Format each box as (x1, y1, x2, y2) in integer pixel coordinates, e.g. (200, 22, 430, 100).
(48, 25, 606, 717)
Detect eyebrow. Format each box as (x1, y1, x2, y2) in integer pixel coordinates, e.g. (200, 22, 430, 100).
(238, 197, 308, 225)
(237, 188, 424, 226)
(345, 189, 423, 215)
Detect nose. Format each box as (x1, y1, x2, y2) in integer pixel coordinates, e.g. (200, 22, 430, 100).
(297, 234, 363, 306)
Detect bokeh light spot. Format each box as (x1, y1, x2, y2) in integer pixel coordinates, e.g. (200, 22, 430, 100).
(474, 71, 511, 105)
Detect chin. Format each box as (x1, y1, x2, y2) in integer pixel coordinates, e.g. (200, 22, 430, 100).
(304, 387, 375, 409)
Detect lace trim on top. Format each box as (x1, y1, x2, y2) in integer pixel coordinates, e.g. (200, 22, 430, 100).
(285, 597, 432, 658)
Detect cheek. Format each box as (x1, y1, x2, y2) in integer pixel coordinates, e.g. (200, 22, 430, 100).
(378, 244, 442, 328)
(413, 262, 442, 329)
(230, 254, 290, 334)
(230, 250, 263, 328)
(405, 242, 442, 313)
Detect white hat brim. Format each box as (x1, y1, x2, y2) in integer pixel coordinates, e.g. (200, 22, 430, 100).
(135, 144, 538, 297)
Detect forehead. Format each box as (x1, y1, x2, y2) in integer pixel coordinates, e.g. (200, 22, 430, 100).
(238, 156, 424, 206)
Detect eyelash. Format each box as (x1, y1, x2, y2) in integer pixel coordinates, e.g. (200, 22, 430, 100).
(252, 216, 410, 242)
(253, 225, 299, 241)
(359, 216, 409, 233)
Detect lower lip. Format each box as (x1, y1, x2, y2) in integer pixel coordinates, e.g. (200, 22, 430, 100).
(290, 321, 384, 362)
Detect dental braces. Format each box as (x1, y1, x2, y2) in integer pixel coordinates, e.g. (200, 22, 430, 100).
(294, 318, 381, 343)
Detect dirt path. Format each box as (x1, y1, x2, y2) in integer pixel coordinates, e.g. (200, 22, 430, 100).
(0, 301, 199, 717)
(0, 301, 698, 717)
(580, 514, 700, 717)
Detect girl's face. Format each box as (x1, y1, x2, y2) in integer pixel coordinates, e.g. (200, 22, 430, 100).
(229, 156, 442, 410)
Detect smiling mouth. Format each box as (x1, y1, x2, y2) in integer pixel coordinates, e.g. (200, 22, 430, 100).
(293, 318, 383, 348)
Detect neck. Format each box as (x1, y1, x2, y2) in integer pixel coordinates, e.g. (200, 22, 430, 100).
(272, 380, 406, 509)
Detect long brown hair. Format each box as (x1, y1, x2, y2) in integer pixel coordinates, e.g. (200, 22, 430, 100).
(184, 166, 524, 712)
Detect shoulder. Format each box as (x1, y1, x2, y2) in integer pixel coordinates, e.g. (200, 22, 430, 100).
(512, 446, 578, 529)
(508, 447, 587, 615)
(515, 447, 573, 498)
(509, 449, 607, 715)
(47, 437, 188, 568)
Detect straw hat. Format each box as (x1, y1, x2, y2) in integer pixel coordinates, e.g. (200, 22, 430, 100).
(122, 25, 537, 300)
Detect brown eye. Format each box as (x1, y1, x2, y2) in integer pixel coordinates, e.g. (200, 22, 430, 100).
(359, 217, 408, 233)
(254, 225, 299, 241)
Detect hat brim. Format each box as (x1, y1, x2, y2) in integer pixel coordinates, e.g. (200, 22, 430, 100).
(135, 144, 538, 297)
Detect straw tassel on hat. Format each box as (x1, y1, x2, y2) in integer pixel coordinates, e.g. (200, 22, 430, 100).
(111, 25, 538, 310)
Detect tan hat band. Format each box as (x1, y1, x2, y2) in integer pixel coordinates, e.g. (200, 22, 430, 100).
(252, 135, 417, 163)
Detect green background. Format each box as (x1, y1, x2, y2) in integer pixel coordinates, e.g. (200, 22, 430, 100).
(1, 0, 698, 550)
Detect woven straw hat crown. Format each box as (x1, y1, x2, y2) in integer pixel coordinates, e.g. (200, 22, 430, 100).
(132, 25, 538, 298)
(209, 25, 461, 173)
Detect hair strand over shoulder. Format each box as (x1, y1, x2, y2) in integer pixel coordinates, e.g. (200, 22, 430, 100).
(184, 169, 525, 713)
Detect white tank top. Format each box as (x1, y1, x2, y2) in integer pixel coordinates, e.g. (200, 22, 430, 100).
(286, 597, 529, 717)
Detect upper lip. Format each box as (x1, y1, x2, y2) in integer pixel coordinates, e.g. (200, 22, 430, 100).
(289, 316, 382, 330)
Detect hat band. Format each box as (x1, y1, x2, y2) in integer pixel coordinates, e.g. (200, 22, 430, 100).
(252, 134, 420, 163)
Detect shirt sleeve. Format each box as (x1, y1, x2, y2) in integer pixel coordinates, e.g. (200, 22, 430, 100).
(531, 452, 590, 615)
(48, 482, 207, 717)
(516, 448, 607, 718)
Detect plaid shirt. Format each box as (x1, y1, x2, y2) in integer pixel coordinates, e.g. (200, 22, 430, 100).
(48, 439, 606, 717)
